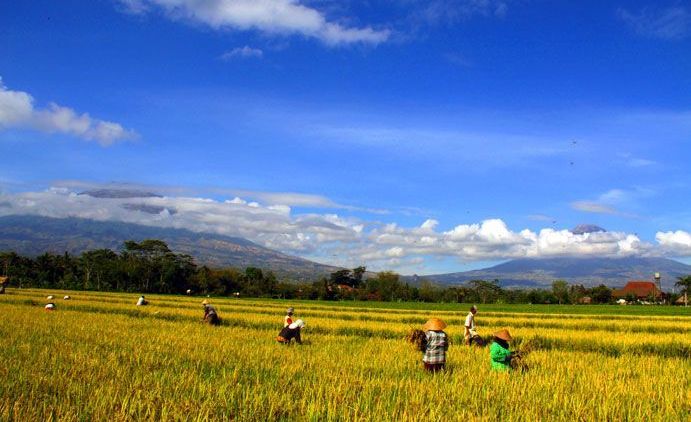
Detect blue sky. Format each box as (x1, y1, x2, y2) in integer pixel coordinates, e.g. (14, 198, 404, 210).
(1, 0, 690, 274)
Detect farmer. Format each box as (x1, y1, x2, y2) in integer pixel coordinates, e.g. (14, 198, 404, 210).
(277, 319, 305, 345)
(45, 302, 56, 311)
(136, 295, 148, 306)
(464, 305, 479, 346)
(202, 300, 220, 325)
(63, 295, 71, 300)
(490, 329, 514, 371)
(284, 307, 295, 327)
(422, 318, 449, 372)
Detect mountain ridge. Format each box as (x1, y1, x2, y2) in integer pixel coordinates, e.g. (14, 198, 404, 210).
(0, 215, 338, 281)
(418, 256, 691, 290)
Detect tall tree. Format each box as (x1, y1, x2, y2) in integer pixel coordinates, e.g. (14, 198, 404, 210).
(552, 280, 569, 304)
(676, 275, 691, 306)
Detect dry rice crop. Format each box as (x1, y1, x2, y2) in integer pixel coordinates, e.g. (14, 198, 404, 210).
(1, 289, 689, 421)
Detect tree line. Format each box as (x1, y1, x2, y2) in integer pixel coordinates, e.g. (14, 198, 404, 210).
(2, 239, 689, 304)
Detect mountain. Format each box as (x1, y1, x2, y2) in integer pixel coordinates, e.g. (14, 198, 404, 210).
(419, 257, 691, 290)
(0, 215, 338, 281)
(571, 224, 606, 235)
(79, 189, 162, 199)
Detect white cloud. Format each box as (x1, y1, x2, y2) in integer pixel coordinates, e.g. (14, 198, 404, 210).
(0, 79, 137, 145)
(2, 185, 690, 272)
(618, 5, 691, 40)
(220, 46, 264, 60)
(415, 0, 509, 26)
(656, 230, 691, 256)
(120, 0, 390, 46)
(571, 187, 655, 217)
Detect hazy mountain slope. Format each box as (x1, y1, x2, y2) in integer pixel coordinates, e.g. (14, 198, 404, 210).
(419, 257, 691, 290)
(0, 215, 338, 281)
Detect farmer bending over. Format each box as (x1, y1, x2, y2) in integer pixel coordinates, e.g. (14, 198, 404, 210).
(202, 300, 220, 325)
(136, 295, 148, 306)
(277, 319, 305, 345)
(422, 318, 449, 372)
(490, 329, 515, 371)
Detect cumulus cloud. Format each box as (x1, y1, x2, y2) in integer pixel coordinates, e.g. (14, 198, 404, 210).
(119, 0, 390, 46)
(618, 5, 691, 40)
(2, 186, 689, 272)
(656, 230, 691, 256)
(0, 79, 137, 145)
(220, 46, 264, 60)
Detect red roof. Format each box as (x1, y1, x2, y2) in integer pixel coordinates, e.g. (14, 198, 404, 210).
(613, 281, 661, 299)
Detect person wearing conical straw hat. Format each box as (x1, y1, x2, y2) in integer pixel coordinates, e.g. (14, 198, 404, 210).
(490, 329, 514, 371)
(284, 307, 295, 327)
(201, 300, 220, 325)
(421, 318, 449, 372)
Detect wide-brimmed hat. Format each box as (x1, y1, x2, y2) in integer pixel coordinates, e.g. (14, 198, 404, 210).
(494, 329, 513, 342)
(423, 318, 447, 331)
(201, 300, 210, 306)
(286, 307, 294, 314)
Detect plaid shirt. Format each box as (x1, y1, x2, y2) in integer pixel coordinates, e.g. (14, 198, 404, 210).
(423, 330, 449, 364)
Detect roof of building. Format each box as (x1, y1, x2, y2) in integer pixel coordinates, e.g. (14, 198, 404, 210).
(613, 281, 662, 298)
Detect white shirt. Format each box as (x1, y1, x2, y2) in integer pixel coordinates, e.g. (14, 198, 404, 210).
(464, 312, 475, 329)
(465, 312, 476, 333)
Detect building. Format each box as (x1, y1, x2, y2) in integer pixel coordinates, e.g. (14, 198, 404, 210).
(612, 281, 663, 300)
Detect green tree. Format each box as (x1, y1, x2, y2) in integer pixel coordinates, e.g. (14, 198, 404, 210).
(590, 284, 613, 304)
(468, 279, 503, 304)
(552, 280, 569, 304)
(675, 275, 691, 306)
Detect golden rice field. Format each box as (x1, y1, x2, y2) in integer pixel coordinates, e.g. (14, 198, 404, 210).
(1, 289, 690, 421)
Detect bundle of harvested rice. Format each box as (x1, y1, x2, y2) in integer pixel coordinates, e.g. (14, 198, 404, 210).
(406, 329, 427, 352)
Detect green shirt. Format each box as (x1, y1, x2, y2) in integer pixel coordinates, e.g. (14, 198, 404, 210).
(490, 341, 511, 371)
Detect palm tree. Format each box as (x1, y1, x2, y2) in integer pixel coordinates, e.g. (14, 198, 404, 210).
(675, 276, 691, 307)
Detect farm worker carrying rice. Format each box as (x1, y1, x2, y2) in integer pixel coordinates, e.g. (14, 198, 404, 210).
(464, 305, 480, 346)
(136, 295, 148, 306)
(284, 307, 295, 327)
(422, 318, 449, 372)
(276, 319, 305, 345)
(202, 300, 220, 325)
(490, 329, 515, 371)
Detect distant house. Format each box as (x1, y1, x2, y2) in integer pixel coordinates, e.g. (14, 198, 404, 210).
(578, 296, 592, 304)
(612, 281, 663, 300)
(336, 284, 356, 293)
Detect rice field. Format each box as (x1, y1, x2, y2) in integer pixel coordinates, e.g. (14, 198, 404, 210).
(1, 289, 690, 421)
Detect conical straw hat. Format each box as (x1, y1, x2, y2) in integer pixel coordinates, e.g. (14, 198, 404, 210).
(493, 329, 513, 342)
(422, 318, 447, 331)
